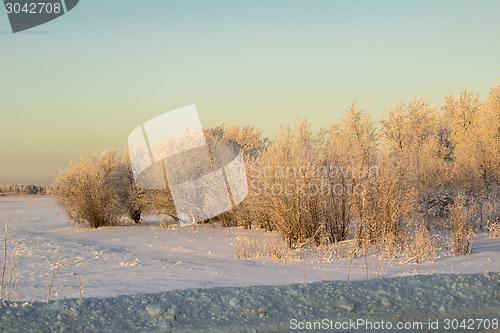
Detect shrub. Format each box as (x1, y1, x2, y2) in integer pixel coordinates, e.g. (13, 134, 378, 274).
(402, 221, 436, 263)
(53, 150, 133, 228)
(447, 193, 476, 255)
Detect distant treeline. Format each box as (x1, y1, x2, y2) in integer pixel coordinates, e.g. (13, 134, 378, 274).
(0, 184, 48, 195)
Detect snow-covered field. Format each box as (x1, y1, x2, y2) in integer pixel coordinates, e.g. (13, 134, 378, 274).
(1, 196, 499, 332)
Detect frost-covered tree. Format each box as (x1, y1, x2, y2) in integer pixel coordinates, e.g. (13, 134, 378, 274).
(245, 118, 329, 247)
(121, 146, 144, 223)
(205, 123, 267, 160)
(442, 87, 500, 228)
(322, 103, 375, 243)
(442, 90, 483, 191)
(328, 103, 378, 245)
(381, 97, 447, 224)
(478, 83, 500, 229)
(53, 150, 133, 228)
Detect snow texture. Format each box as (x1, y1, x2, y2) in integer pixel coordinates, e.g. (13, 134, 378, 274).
(1, 196, 499, 332)
(1, 272, 499, 332)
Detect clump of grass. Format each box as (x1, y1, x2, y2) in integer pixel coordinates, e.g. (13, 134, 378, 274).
(76, 257, 88, 300)
(236, 234, 292, 261)
(1, 216, 18, 303)
(402, 221, 436, 264)
(236, 236, 259, 259)
(45, 257, 65, 302)
(265, 237, 292, 260)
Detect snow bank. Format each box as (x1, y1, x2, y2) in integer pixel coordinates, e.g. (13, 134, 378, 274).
(1, 272, 499, 333)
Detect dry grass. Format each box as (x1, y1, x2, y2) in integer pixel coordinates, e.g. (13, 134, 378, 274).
(1, 218, 19, 302)
(236, 234, 292, 261)
(45, 257, 65, 302)
(309, 239, 357, 262)
(401, 222, 437, 264)
(447, 194, 475, 256)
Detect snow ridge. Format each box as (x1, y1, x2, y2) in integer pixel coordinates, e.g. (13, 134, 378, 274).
(1, 272, 499, 333)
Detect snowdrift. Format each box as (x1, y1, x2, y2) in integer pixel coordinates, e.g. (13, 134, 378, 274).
(1, 272, 499, 333)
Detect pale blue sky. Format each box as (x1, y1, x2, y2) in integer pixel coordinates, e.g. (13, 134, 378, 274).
(1, 0, 500, 185)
